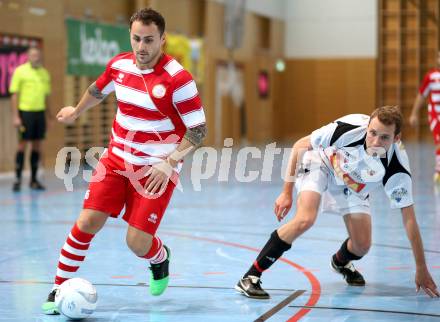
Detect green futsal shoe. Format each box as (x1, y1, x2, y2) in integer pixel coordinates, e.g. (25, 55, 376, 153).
(149, 245, 170, 296)
(41, 289, 59, 315)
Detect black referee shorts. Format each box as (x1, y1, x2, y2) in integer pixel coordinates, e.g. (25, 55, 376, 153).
(18, 111, 46, 140)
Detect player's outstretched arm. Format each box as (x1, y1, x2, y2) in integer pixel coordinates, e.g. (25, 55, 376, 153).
(274, 135, 312, 221)
(56, 82, 105, 124)
(401, 205, 440, 297)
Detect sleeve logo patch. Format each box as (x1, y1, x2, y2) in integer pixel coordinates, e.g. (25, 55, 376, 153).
(391, 187, 408, 203)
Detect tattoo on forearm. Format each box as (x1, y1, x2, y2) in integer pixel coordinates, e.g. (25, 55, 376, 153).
(88, 82, 105, 100)
(184, 123, 207, 146)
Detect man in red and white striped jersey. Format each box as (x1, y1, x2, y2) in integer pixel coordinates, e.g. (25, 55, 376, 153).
(42, 8, 207, 314)
(409, 52, 440, 183)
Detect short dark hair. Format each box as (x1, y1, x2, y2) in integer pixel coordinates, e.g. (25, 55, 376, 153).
(370, 105, 403, 135)
(129, 8, 165, 36)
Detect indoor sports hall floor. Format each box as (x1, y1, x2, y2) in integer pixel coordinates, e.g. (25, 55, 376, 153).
(1, 142, 439, 322)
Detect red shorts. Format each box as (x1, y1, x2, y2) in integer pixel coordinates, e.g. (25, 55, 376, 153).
(83, 151, 176, 235)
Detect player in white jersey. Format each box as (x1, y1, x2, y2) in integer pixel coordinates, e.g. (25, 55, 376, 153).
(236, 106, 439, 299)
(42, 8, 206, 314)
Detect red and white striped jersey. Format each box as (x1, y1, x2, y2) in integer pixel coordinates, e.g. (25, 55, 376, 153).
(95, 52, 205, 166)
(419, 68, 440, 126)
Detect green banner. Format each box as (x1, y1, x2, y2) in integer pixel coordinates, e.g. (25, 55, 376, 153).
(66, 18, 131, 76)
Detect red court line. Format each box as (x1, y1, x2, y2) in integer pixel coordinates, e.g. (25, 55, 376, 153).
(386, 266, 411, 271)
(162, 231, 321, 321)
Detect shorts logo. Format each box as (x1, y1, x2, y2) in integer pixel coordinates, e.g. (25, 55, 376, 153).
(148, 213, 158, 224)
(343, 187, 351, 196)
(152, 84, 166, 98)
(84, 190, 90, 200)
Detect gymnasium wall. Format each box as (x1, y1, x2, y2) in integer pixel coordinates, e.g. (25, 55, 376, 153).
(0, 0, 285, 172)
(209, 0, 286, 20)
(0, 0, 134, 171)
(0, 0, 65, 171)
(150, 0, 285, 145)
(279, 0, 377, 140)
(279, 59, 376, 139)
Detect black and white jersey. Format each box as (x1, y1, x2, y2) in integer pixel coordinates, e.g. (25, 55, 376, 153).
(310, 114, 413, 209)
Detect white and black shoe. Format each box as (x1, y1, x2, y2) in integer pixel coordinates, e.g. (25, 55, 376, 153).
(331, 257, 365, 286)
(235, 276, 270, 299)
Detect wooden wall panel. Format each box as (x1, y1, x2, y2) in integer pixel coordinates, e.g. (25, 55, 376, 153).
(279, 58, 376, 140)
(279, 60, 316, 138)
(378, 0, 440, 142)
(0, 0, 286, 172)
(204, 1, 285, 145)
(0, 100, 17, 172)
(0, 0, 133, 172)
(345, 59, 377, 115)
(148, 0, 205, 36)
(64, 0, 133, 22)
(0, 0, 65, 172)
(249, 55, 277, 143)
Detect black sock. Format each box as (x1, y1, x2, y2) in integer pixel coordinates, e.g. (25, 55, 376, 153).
(333, 238, 362, 266)
(15, 151, 24, 182)
(244, 230, 291, 278)
(30, 151, 40, 182)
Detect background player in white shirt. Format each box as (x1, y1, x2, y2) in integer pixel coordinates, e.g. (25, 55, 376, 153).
(236, 106, 439, 299)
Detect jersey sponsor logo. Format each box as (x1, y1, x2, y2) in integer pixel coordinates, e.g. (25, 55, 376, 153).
(152, 84, 166, 98)
(148, 212, 158, 224)
(390, 187, 408, 203)
(330, 152, 366, 193)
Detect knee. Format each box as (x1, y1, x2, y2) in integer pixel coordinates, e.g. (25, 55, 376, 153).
(293, 213, 316, 233)
(298, 217, 316, 232)
(126, 239, 148, 257)
(126, 233, 152, 257)
(31, 142, 41, 151)
(17, 143, 26, 152)
(351, 238, 371, 255)
(76, 214, 103, 234)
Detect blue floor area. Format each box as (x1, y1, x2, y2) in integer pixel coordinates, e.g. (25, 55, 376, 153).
(1, 142, 440, 321)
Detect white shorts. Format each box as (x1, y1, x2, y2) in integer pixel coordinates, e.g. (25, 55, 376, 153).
(295, 151, 370, 216)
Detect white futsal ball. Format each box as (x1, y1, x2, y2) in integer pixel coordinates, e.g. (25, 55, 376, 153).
(55, 278, 98, 320)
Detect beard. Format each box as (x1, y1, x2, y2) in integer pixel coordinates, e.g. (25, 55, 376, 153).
(137, 54, 151, 64)
(136, 50, 160, 68)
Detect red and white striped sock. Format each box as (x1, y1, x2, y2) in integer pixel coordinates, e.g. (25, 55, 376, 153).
(53, 223, 95, 288)
(141, 236, 168, 264)
(435, 149, 440, 173)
